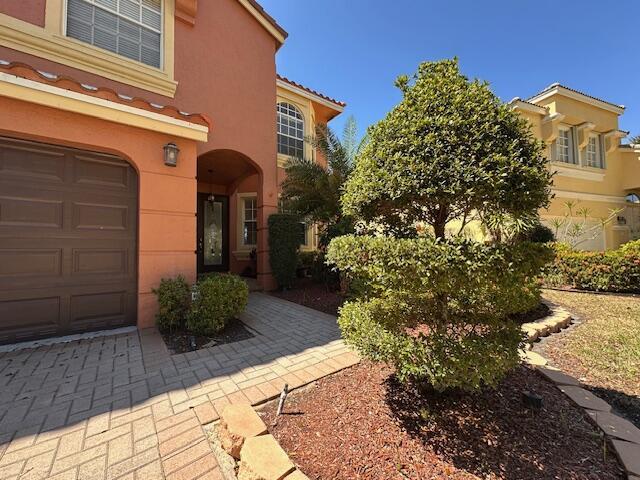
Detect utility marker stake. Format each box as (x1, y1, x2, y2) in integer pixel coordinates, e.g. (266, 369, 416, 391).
(276, 383, 289, 416)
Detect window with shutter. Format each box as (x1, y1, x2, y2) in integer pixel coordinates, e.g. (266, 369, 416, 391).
(66, 0, 162, 68)
(556, 127, 576, 164)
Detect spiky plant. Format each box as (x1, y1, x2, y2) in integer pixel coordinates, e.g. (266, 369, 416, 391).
(280, 116, 362, 247)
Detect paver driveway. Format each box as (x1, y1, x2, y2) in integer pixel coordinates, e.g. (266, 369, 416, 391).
(0, 293, 359, 479)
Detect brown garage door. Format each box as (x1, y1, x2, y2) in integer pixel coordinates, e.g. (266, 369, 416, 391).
(0, 137, 138, 344)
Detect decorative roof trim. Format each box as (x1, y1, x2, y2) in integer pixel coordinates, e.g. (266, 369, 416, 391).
(508, 97, 548, 115)
(528, 83, 625, 115)
(277, 75, 346, 111)
(0, 63, 209, 141)
(0, 60, 211, 128)
(238, 0, 288, 47)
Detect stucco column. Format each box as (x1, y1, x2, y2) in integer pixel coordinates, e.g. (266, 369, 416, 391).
(256, 175, 278, 291)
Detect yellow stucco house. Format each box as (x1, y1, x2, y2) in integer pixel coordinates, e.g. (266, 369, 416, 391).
(510, 84, 640, 250)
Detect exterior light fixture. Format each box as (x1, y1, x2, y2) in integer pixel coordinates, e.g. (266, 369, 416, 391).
(163, 142, 180, 167)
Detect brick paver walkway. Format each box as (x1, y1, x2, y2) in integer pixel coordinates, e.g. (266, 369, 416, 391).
(0, 293, 359, 479)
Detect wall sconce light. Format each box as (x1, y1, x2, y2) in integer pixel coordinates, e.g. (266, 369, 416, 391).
(163, 142, 180, 167)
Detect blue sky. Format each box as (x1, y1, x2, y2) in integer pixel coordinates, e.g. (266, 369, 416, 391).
(262, 0, 639, 140)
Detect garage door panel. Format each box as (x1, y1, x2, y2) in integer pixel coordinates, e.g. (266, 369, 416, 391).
(72, 249, 128, 275)
(0, 137, 137, 344)
(0, 196, 64, 228)
(0, 295, 61, 334)
(69, 290, 127, 326)
(74, 155, 131, 190)
(73, 202, 129, 231)
(0, 249, 62, 277)
(0, 142, 65, 183)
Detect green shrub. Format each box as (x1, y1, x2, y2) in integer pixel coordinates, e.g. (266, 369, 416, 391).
(186, 274, 248, 335)
(327, 236, 552, 391)
(268, 214, 302, 289)
(152, 276, 191, 332)
(298, 251, 316, 270)
(620, 239, 640, 256)
(521, 223, 555, 243)
(544, 242, 640, 293)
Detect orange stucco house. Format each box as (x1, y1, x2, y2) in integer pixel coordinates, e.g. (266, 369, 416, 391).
(0, 0, 344, 343)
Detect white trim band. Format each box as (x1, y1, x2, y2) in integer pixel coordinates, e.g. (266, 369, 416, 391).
(551, 189, 627, 204)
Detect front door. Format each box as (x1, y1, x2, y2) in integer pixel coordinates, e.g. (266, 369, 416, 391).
(197, 193, 229, 273)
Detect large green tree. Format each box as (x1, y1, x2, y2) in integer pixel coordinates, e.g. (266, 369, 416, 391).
(280, 116, 360, 246)
(328, 59, 553, 392)
(342, 58, 551, 239)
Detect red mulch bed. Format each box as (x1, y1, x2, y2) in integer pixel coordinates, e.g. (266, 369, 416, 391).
(270, 277, 344, 316)
(261, 362, 624, 480)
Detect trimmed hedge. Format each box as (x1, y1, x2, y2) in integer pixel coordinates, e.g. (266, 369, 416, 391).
(152, 276, 191, 332)
(153, 274, 248, 335)
(268, 214, 302, 289)
(186, 274, 248, 335)
(327, 236, 552, 391)
(544, 240, 640, 293)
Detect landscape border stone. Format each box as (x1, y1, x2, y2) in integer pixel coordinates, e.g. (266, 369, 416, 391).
(208, 403, 310, 480)
(529, 305, 640, 479)
(521, 300, 572, 343)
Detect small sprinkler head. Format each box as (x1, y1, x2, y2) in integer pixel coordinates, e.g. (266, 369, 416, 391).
(522, 390, 543, 410)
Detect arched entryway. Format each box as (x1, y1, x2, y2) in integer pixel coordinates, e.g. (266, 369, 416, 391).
(196, 149, 268, 284)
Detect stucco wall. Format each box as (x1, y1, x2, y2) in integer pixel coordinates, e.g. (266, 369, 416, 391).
(0, 96, 200, 328)
(0, 1, 46, 27)
(0, 0, 282, 291)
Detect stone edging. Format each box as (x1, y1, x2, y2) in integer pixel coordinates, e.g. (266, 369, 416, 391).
(523, 309, 640, 479)
(521, 300, 572, 344)
(208, 403, 309, 480)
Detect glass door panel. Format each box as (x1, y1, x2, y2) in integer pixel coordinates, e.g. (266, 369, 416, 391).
(197, 193, 229, 273)
(204, 200, 223, 266)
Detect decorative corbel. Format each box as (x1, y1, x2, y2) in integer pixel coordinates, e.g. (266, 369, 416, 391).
(604, 130, 626, 153)
(576, 122, 595, 150)
(176, 0, 197, 26)
(541, 112, 565, 143)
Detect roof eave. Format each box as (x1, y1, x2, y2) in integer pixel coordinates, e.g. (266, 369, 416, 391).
(277, 77, 345, 112)
(528, 85, 625, 115)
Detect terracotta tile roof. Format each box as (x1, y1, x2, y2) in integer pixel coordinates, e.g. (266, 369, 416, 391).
(246, 0, 288, 40)
(528, 83, 625, 111)
(0, 60, 212, 129)
(277, 74, 346, 108)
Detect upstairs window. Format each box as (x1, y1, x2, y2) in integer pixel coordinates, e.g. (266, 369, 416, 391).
(277, 102, 304, 158)
(66, 0, 162, 68)
(585, 134, 604, 168)
(626, 193, 640, 204)
(555, 127, 576, 164)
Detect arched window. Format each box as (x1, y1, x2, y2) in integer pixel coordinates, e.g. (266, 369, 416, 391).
(277, 102, 304, 158)
(626, 193, 640, 204)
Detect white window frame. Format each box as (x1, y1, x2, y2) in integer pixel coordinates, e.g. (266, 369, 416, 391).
(555, 126, 576, 164)
(241, 195, 258, 247)
(277, 102, 305, 159)
(585, 133, 602, 168)
(63, 0, 164, 69)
